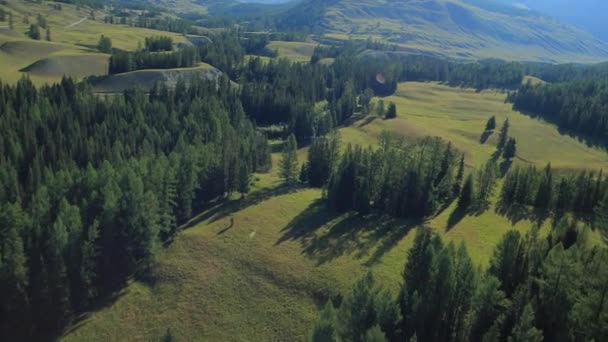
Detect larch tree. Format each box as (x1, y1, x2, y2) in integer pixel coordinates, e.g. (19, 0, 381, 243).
(280, 134, 299, 184)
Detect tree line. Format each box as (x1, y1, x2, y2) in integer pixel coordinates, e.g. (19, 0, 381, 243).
(144, 35, 173, 52)
(108, 46, 199, 74)
(508, 79, 608, 146)
(500, 164, 608, 223)
(310, 224, 608, 341)
(0, 76, 271, 340)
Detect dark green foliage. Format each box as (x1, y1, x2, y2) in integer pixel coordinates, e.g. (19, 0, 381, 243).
(510, 79, 608, 145)
(497, 118, 510, 150)
(8, 11, 13, 29)
(327, 137, 458, 218)
(27, 24, 40, 40)
(45, 26, 51, 42)
(145, 36, 173, 52)
(385, 102, 397, 119)
(280, 134, 298, 183)
(503, 138, 517, 160)
(475, 160, 498, 212)
(309, 220, 608, 342)
(98, 35, 112, 53)
(310, 302, 338, 342)
(486, 116, 496, 131)
(109, 47, 199, 74)
(500, 164, 606, 217)
(0, 76, 264, 339)
(36, 13, 46, 29)
(508, 304, 543, 342)
(458, 174, 475, 211)
(305, 132, 341, 187)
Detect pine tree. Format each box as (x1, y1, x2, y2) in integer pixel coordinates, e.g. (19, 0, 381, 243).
(46, 26, 51, 41)
(497, 118, 510, 150)
(486, 116, 497, 131)
(97, 34, 112, 53)
(376, 99, 385, 117)
(534, 163, 553, 208)
(453, 154, 465, 196)
(28, 24, 41, 40)
(310, 302, 338, 342)
(8, 11, 14, 30)
(385, 102, 397, 119)
(508, 304, 543, 342)
(503, 138, 517, 160)
(363, 325, 388, 342)
(280, 134, 298, 184)
(595, 193, 608, 232)
(238, 162, 250, 197)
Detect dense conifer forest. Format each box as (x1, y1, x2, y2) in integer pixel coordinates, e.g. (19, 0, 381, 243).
(0, 77, 270, 340)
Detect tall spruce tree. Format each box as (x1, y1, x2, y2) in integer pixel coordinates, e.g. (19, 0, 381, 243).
(497, 118, 510, 150)
(486, 116, 497, 131)
(503, 138, 517, 160)
(280, 134, 299, 183)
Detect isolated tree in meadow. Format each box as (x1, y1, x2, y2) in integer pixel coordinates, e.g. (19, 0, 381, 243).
(46, 26, 51, 41)
(36, 14, 46, 29)
(97, 35, 112, 53)
(280, 134, 298, 183)
(497, 118, 510, 150)
(486, 116, 497, 131)
(28, 24, 40, 40)
(385, 102, 397, 119)
(503, 138, 517, 160)
(9, 11, 14, 30)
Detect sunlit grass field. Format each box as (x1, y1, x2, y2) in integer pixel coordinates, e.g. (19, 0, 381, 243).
(0, 0, 189, 84)
(267, 41, 320, 63)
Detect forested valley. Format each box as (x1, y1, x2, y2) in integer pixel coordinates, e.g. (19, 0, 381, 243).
(1, 18, 608, 341)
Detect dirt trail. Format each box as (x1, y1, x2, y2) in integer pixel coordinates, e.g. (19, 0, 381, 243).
(65, 17, 86, 29)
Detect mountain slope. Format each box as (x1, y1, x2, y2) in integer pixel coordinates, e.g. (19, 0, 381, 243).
(281, 0, 608, 62)
(493, 0, 608, 42)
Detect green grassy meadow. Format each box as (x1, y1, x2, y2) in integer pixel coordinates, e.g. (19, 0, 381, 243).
(0, 0, 189, 84)
(267, 41, 320, 63)
(61, 81, 607, 341)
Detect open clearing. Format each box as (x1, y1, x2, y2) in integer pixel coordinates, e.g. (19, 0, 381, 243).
(61, 82, 606, 341)
(342, 82, 608, 172)
(0, 1, 189, 84)
(267, 41, 320, 63)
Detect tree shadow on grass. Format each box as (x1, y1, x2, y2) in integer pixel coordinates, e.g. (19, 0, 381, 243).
(61, 289, 129, 338)
(479, 130, 493, 144)
(495, 201, 549, 226)
(447, 206, 467, 230)
(277, 202, 419, 266)
(179, 183, 301, 232)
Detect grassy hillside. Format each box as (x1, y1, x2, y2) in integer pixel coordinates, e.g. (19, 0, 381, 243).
(0, 0, 189, 84)
(89, 63, 218, 93)
(61, 81, 606, 341)
(342, 82, 608, 172)
(286, 0, 608, 62)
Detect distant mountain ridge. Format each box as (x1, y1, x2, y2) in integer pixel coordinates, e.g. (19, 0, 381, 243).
(275, 0, 608, 63)
(492, 0, 608, 42)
